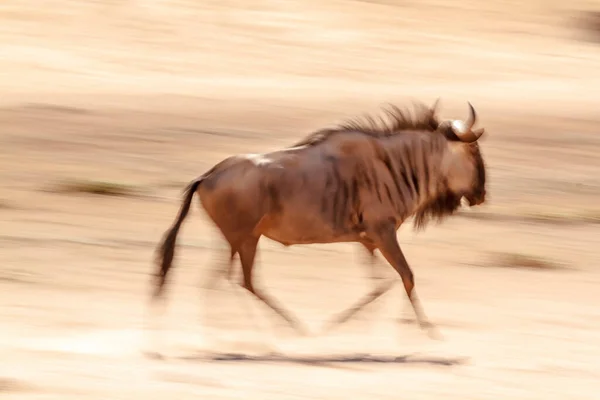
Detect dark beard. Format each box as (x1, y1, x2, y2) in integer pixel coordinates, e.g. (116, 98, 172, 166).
(412, 191, 462, 231)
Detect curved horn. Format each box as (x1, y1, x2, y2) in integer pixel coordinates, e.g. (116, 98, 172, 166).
(452, 102, 484, 143)
(456, 127, 485, 143)
(464, 102, 477, 132)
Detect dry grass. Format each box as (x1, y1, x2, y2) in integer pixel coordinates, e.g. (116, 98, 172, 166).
(488, 251, 566, 271)
(0, 377, 33, 393)
(19, 103, 90, 115)
(522, 209, 600, 224)
(45, 179, 148, 198)
(579, 10, 600, 42)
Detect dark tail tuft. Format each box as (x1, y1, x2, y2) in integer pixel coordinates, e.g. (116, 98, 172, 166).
(152, 177, 204, 300)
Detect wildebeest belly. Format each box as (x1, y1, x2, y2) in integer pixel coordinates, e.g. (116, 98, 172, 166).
(260, 219, 360, 245)
(257, 197, 361, 245)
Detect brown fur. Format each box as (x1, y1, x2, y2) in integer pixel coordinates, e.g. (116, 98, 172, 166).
(151, 100, 488, 338)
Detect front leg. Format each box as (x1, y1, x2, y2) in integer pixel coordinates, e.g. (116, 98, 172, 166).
(323, 222, 440, 339)
(360, 242, 414, 327)
(320, 242, 395, 332)
(369, 221, 439, 338)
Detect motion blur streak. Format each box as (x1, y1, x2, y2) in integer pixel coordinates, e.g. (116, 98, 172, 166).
(0, 1, 599, 400)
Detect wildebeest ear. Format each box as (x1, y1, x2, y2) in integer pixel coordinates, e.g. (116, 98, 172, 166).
(437, 121, 460, 141)
(430, 97, 440, 115)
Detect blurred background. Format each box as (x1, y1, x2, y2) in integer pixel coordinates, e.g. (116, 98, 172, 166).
(1, 1, 599, 399)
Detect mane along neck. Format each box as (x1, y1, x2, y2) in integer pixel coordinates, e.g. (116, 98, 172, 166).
(292, 102, 439, 148)
(292, 101, 462, 230)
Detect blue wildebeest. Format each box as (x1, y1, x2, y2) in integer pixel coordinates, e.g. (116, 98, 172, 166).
(151, 100, 487, 339)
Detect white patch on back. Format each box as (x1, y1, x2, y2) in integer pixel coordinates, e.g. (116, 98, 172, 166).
(244, 153, 272, 166)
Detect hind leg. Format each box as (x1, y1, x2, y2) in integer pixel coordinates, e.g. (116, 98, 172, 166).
(236, 235, 308, 336)
(201, 247, 271, 350)
(222, 247, 271, 336)
(200, 248, 237, 334)
(203, 248, 237, 291)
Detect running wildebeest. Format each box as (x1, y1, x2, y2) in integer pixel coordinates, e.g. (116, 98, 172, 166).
(151, 99, 487, 338)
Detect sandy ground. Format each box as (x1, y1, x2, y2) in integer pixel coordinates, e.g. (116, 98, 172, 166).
(1, 1, 600, 399)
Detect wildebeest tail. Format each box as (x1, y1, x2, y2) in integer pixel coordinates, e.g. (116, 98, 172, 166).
(152, 176, 205, 300)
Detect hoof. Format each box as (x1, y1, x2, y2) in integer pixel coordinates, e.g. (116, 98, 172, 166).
(143, 350, 166, 360)
(397, 317, 415, 325)
(421, 323, 444, 341)
(294, 324, 311, 337)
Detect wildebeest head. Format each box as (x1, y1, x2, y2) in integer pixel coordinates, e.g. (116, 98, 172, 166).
(434, 101, 487, 207)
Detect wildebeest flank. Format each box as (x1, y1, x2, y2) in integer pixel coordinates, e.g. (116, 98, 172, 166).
(151, 99, 488, 339)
